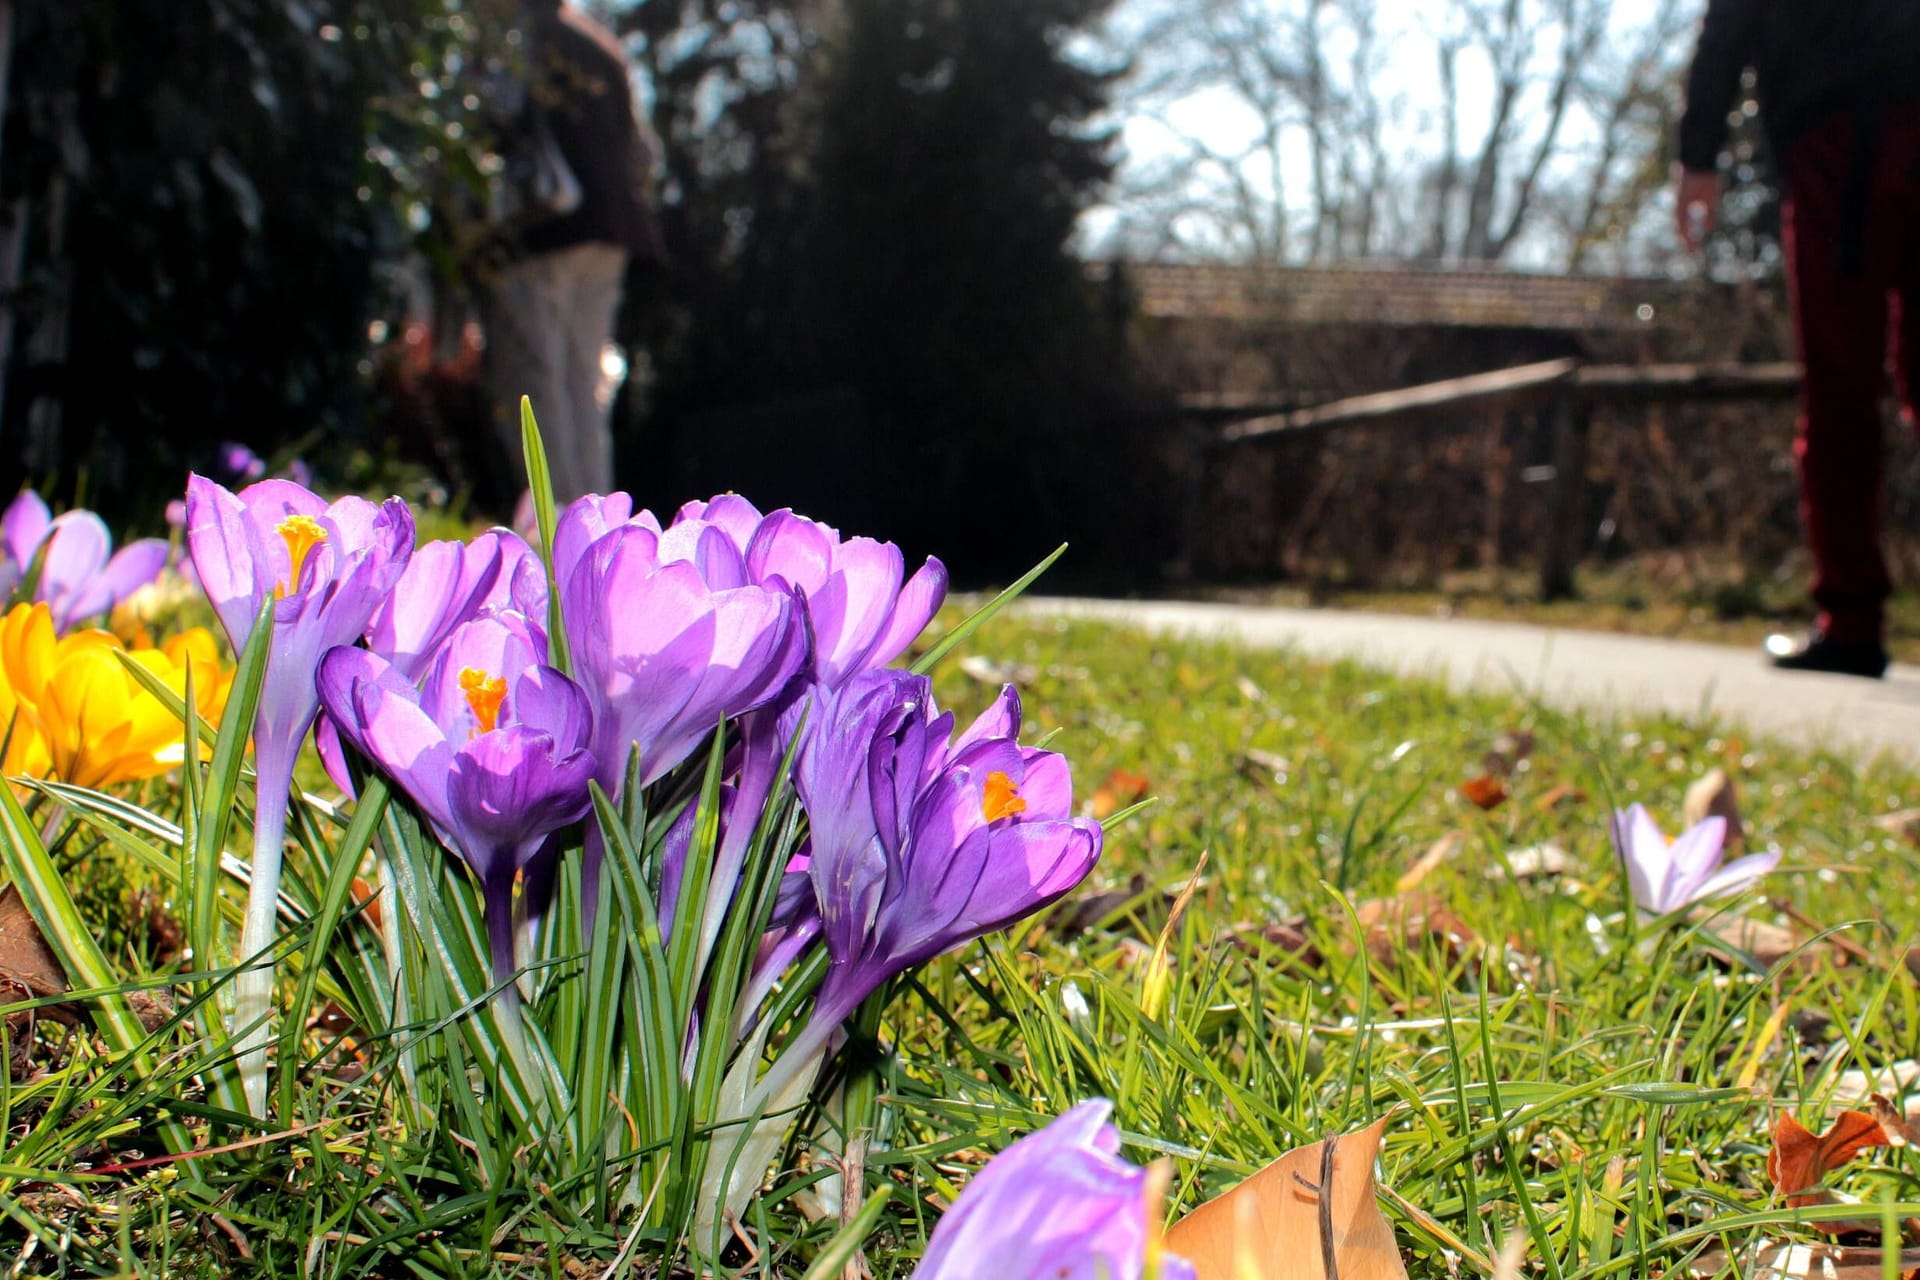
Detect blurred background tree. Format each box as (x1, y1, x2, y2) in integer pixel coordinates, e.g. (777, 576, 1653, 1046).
(0, 0, 500, 524)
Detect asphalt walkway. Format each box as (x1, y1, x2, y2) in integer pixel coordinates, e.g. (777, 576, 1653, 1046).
(1021, 598, 1920, 761)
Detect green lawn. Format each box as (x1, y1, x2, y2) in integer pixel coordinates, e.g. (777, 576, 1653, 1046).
(10, 613, 1920, 1275)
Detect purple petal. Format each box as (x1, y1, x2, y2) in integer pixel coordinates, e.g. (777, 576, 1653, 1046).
(1612, 804, 1669, 913)
(953, 684, 1023, 756)
(447, 727, 595, 881)
(58, 537, 168, 628)
(679, 493, 764, 549)
(506, 664, 593, 753)
(185, 474, 275, 646)
(861, 556, 948, 673)
(915, 1100, 1176, 1280)
(1693, 848, 1781, 903)
(1663, 816, 1729, 907)
(319, 645, 458, 835)
(2, 491, 50, 568)
(37, 512, 112, 624)
(745, 511, 837, 595)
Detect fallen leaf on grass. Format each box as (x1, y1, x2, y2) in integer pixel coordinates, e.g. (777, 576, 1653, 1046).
(1049, 872, 1171, 939)
(1828, 1061, 1920, 1109)
(1531, 783, 1587, 812)
(1458, 775, 1507, 810)
(1225, 916, 1324, 970)
(1166, 1117, 1407, 1280)
(1870, 1094, 1920, 1147)
(1690, 1243, 1920, 1280)
(1238, 748, 1292, 785)
(0, 883, 71, 1008)
(1088, 768, 1152, 821)
(1874, 809, 1920, 846)
(1704, 916, 1827, 970)
(1480, 731, 1534, 779)
(1768, 1110, 1889, 1225)
(1357, 893, 1478, 968)
(1394, 831, 1466, 893)
(1685, 768, 1746, 848)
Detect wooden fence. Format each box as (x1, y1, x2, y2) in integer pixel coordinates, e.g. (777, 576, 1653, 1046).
(1195, 359, 1802, 599)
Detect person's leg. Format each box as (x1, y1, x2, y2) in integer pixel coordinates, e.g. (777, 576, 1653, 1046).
(1781, 111, 1897, 654)
(484, 254, 570, 501)
(556, 243, 627, 500)
(1890, 106, 1920, 432)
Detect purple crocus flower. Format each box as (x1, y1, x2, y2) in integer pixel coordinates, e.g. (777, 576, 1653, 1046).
(185, 474, 413, 1114)
(551, 491, 661, 592)
(1611, 803, 1779, 917)
(563, 522, 808, 792)
(1, 492, 169, 631)
(766, 670, 1100, 1091)
(674, 494, 947, 687)
(319, 612, 594, 991)
(916, 1100, 1195, 1280)
(316, 529, 545, 792)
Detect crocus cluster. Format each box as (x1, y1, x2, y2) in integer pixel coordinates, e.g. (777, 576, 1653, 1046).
(1, 492, 168, 633)
(1610, 802, 1779, 917)
(0, 601, 229, 787)
(915, 1101, 1194, 1280)
(182, 475, 1103, 1152)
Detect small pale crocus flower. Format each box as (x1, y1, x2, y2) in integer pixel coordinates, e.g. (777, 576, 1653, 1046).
(914, 1100, 1195, 1280)
(1611, 803, 1780, 916)
(1, 492, 169, 632)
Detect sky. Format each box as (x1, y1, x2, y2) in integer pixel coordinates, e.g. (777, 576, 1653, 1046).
(1078, 0, 1697, 268)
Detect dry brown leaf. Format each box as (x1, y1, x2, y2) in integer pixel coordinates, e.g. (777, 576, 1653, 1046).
(1166, 1117, 1407, 1280)
(0, 883, 70, 1005)
(1238, 748, 1293, 784)
(1829, 1061, 1920, 1109)
(1481, 731, 1535, 779)
(1768, 1111, 1889, 1211)
(1689, 1243, 1920, 1280)
(1870, 1094, 1920, 1147)
(1458, 775, 1507, 810)
(1703, 916, 1828, 971)
(1225, 916, 1324, 970)
(1531, 783, 1587, 812)
(1875, 809, 1920, 846)
(1394, 831, 1466, 893)
(1089, 768, 1152, 821)
(1684, 768, 1746, 848)
(1357, 893, 1478, 967)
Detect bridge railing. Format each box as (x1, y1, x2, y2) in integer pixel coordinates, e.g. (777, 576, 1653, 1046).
(1194, 359, 1802, 599)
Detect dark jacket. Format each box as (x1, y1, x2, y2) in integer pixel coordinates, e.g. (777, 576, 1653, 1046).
(1678, 0, 1920, 172)
(513, 2, 664, 260)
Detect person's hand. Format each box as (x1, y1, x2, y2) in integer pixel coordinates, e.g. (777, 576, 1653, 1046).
(1674, 166, 1721, 253)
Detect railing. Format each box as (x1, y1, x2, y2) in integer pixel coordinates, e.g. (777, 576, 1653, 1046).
(1196, 359, 1802, 599)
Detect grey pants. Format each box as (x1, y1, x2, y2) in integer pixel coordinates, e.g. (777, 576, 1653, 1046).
(485, 242, 628, 503)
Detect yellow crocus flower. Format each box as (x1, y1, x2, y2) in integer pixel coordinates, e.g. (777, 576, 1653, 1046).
(0, 602, 230, 788)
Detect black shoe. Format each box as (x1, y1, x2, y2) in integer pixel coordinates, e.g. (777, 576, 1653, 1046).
(1764, 629, 1889, 678)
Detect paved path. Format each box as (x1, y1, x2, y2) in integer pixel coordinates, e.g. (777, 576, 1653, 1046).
(1020, 598, 1920, 761)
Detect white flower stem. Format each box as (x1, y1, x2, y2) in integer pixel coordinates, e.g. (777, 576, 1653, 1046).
(233, 754, 292, 1119)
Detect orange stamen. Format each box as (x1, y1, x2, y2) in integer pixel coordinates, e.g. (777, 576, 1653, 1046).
(982, 770, 1027, 822)
(275, 514, 328, 597)
(458, 667, 508, 736)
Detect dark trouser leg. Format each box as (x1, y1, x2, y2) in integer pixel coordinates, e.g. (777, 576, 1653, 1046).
(1785, 113, 1898, 646)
